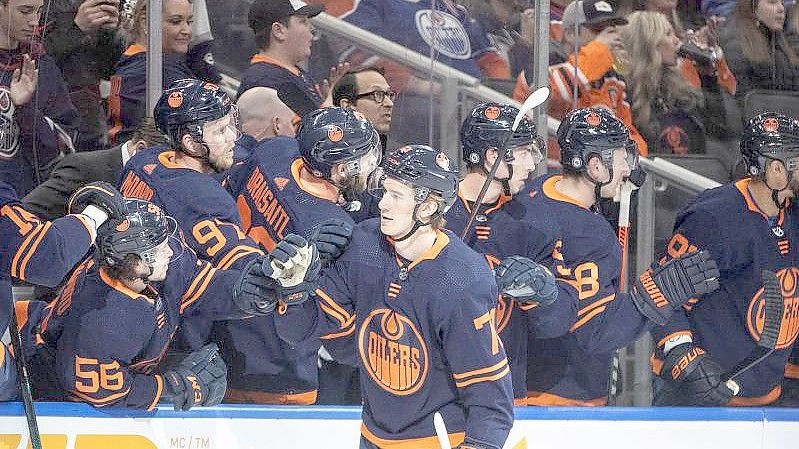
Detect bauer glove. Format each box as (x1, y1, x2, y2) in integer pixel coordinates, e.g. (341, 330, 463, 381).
(163, 344, 227, 411)
(654, 343, 735, 407)
(494, 256, 558, 307)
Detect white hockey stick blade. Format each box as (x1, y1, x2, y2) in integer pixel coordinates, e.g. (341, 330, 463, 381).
(512, 86, 550, 131)
(618, 181, 636, 228)
(433, 412, 451, 449)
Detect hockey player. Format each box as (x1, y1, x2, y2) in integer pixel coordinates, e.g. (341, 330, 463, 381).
(120, 79, 263, 350)
(23, 197, 317, 410)
(523, 107, 719, 405)
(220, 106, 379, 404)
(652, 112, 799, 406)
(0, 180, 125, 400)
(445, 103, 573, 404)
(273, 145, 549, 449)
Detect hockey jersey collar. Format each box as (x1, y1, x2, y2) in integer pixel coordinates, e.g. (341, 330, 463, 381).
(456, 187, 511, 215)
(290, 158, 340, 203)
(250, 54, 300, 76)
(98, 268, 155, 304)
(388, 229, 450, 272)
(158, 151, 203, 173)
(734, 178, 787, 224)
(123, 44, 146, 57)
(541, 175, 588, 209)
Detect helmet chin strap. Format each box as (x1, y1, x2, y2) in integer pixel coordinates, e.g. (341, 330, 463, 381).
(585, 163, 614, 214)
(392, 204, 434, 242)
(480, 159, 514, 197)
(766, 177, 789, 210)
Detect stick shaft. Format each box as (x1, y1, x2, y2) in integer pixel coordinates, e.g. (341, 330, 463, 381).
(9, 303, 42, 449)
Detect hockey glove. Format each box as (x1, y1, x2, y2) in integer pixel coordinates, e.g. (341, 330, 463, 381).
(233, 256, 281, 315)
(628, 165, 647, 188)
(163, 344, 227, 411)
(654, 343, 734, 406)
(455, 440, 497, 449)
(312, 219, 353, 265)
(494, 256, 558, 307)
(631, 250, 719, 325)
(263, 234, 321, 306)
(67, 181, 126, 221)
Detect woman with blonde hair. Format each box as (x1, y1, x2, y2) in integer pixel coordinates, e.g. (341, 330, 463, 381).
(621, 11, 728, 154)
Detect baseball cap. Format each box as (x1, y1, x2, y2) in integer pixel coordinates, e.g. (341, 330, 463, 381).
(249, 0, 325, 34)
(561, 0, 628, 30)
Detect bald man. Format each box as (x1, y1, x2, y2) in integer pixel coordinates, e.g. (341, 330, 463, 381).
(233, 87, 297, 161)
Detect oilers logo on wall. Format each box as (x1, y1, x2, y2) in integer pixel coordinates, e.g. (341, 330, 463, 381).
(415, 9, 471, 59)
(359, 308, 429, 396)
(746, 267, 799, 350)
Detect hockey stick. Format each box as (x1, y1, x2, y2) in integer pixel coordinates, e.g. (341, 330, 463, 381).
(8, 302, 42, 449)
(460, 86, 550, 239)
(606, 180, 637, 406)
(722, 270, 784, 392)
(433, 412, 451, 449)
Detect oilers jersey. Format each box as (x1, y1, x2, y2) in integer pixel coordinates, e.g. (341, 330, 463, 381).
(652, 179, 799, 405)
(235, 55, 322, 109)
(119, 147, 262, 349)
(219, 136, 353, 403)
(445, 190, 575, 402)
(522, 175, 651, 405)
(25, 239, 250, 409)
(278, 220, 513, 448)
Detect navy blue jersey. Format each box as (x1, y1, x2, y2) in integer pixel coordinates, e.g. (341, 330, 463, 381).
(219, 136, 353, 402)
(278, 220, 513, 448)
(28, 240, 249, 409)
(521, 175, 650, 405)
(445, 190, 574, 401)
(652, 179, 799, 405)
(236, 55, 322, 109)
(0, 49, 79, 196)
(120, 148, 261, 350)
(107, 45, 196, 145)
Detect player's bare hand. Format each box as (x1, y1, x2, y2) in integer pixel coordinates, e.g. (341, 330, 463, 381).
(75, 0, 120, 34)
(10, 55, 37, 107)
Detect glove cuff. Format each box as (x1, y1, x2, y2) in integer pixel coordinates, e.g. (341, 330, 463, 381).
(630, 278, 675, 325)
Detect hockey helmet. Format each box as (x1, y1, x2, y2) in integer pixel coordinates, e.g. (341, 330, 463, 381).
(96, 198, 178, 267)
(741, 112, 799, 176)
(558, 107, 630, 172)
(461, 102, 540, 166)
(154, 79, 237, 146)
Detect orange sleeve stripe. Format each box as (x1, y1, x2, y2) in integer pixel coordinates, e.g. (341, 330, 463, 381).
(11, 223, 45, 278)
(785, 363, 799, 379)
(14, 301, 30, 332)
(319, 302, 348, 327)
(182, 262, 213, 301)
(454, 365, 510, 388)
(577, 294, 615, 316)
(569, 306, 607, 332)
(321, 323, 356, 340)
(70, 386, 132, 406)
(147, 375, 163, 411)
(216, 245, 262, 270)
(657, 330, 693, 348)
(317, 289, 351, 322)
(180, 267, 218, 314)
(453, 358, 509, 380)
(19, 222, 53, 280)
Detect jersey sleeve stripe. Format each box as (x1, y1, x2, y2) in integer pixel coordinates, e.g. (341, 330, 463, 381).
(180, 267, 218, 314)
(321, 323, 356, 340)
(316, 289, 352, 323)
(452, 358, 509, 380)
(19, 222, 53, 280)
(70, 386, 132, 406)
(577, 294, 615, 316)
(147, 375, 163, 411)
(67, 214, 97, 241)
(11, 223, 45, 278)
(216, 245, 262, 270)
(319, 302, 349, 328)
(182, 262, 213, 301)
(569, 306, 607, 332)
(454, 365, 510, 388)
(656, 330, 693, 348)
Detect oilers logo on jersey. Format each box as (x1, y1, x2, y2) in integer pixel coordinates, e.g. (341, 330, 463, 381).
(414, 9, 471, 59)
(746, 267, 799, 350)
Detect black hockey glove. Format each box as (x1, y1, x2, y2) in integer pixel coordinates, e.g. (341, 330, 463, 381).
(628, 166, 647, 188)
(233, 255, 280, 315)
(494, 256, 558, 307)
(455, 439, 497, 449)
(654, 343, 734, 407)
(163, 344, 227, 411)
(631, 250, 719, 325)
(263, 234, 321, 306)
(67, 181, 126, 220)
(312, 219, 353, 265)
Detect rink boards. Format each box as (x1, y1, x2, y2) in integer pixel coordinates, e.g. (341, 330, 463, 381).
(0, 403, 797, 448)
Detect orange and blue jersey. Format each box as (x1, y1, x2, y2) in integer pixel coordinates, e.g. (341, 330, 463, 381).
(521, 175, 652, 405)
(236, 54, 322, 107)
(27, 239, 251, 409)
(277, 219, 513, 448)
(120, 147, 262, 350)
(445, 189, 575, 402)
(652, 179, 799, 406)
(219, 136, 354, 403)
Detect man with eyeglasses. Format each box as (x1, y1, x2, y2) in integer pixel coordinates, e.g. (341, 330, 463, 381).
(332, 67, 395, 152)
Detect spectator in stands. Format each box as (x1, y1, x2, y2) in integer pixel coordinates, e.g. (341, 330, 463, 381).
(702, 0, 737, 18)
(0, 0, 81, 196)
(23, 118, 170, 220)
(107, 0, 197, 146)
(234, 86, 296, 161)
(238, 0, 347, 111)
(186, 0, 221, 84)
(515, 0, 649, 158)
(721, 0, 799, 101)
(622, 11, 729, 154)
(331, 66, 394, 151)
(635, 0, 685, 35)
(45, 0, 123, 151)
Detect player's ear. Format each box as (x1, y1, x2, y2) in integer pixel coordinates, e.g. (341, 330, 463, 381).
(484, 148, 499, 170)
(338, 98, 352, 109)
(418, 198, 438, 221)
(586, 154, 607, 181)
(181, 133, 200, 156)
